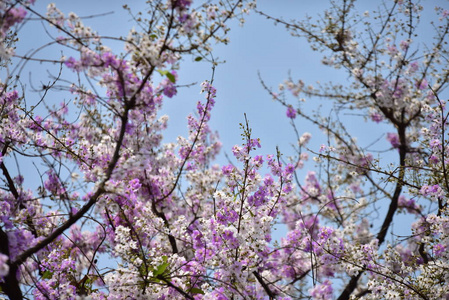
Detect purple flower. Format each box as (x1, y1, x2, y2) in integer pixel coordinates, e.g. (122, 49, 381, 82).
(13, 175, 24, 185)
(416, 78, 428, 90)
(429, 155, 439, 164)
(408, 61, 420, 73)
(173, 0, 192, 9)
(222, 164, 234, 176)
(433, 244, 445, 256)
(387, 45, 398, 55)
(309, 280, 333, 299)
(128, 178, 141, 191)
(398, 196, 420, 214)
(163, 82, 177, 98)
(286, 105, 297, 119)
(400, 40, 410, 51)
(248, 138, 261, 149)
(248, 186, 268, 207)
(370, 112, 383, 123)
(4, 90, 19, 104)
(102, 52, 119, 68)
(420, 184, 444, 199)
(284, 163, 295, 175)
(251, 155, 264, 168)
(1, 7, 27, 35)
(222, 228, 239, 249)
(429, 139, 441, 150)
(386, 133, 400, 148)
(318, 227, 334, 241)
(64, 57, 80, 71)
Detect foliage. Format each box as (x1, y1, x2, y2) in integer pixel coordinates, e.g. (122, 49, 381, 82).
(0, 0, 448, 299)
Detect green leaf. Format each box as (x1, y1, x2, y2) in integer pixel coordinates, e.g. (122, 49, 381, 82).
(157, 70, 176, 83)
(194, 56, 203, 62)
(150, 277, 162, 283)
(189, 287, 205, 295)
(157, 69, 168, 76)
(84, 276, 93, 287)
(153, 256, 169, 276)
(42, 270, 53, 279)
(166, 72, 176, 83)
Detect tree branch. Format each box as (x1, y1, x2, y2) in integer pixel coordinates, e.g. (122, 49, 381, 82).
(253, 271, 276, 300)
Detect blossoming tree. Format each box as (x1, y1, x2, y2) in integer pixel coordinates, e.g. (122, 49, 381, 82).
(0, 0, 448, 299)
(259, 0, 449, 298)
